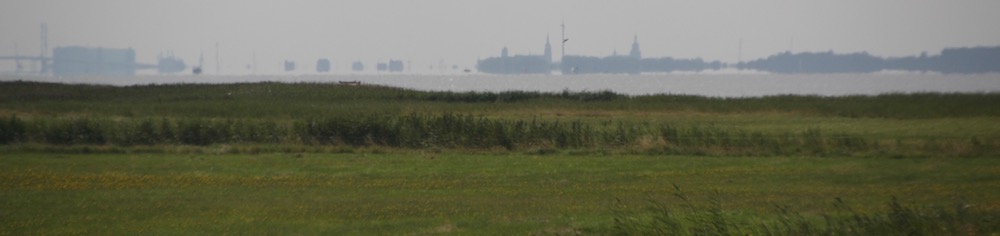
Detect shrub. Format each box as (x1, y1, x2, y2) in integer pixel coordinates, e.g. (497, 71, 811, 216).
(42, 118, 106, 145)
(177, 119, 231, 146)
(0, 115, 26, 144)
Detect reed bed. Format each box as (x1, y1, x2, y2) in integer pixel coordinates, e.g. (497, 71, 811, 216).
(2, 114, 995, 157)
(3, 81, 1000, 119)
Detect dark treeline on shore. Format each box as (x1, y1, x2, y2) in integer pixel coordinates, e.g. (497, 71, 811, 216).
(481, 45, 1000, 74)
(741, 46, 1000, 74)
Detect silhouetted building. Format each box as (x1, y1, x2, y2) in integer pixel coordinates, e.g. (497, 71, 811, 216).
(629, 34, 641, 59)
(284, 60, 295, 72)
(352, 61, 364, 72)
(52, 46, 136, 76)
(375, 59, 406, 72)
(544, 35, 553, 64)
(561, 36, 642, 74)
(157, 53, 186, 74)
(316, 59, 330, 73)
(561, 55, 640, 74)
(389, 60, 404, 72)
(641, 57, 724, 72)
(375, 60, 405, 72)
(477, 37, 553, 74)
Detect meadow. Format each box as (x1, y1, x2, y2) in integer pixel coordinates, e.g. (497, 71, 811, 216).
(1, 80, 999, 234)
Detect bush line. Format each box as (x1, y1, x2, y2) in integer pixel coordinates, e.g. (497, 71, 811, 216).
(1, 114, 994, 156)
(4, 81, 1000, 119)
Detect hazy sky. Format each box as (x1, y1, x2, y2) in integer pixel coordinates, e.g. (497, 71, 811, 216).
(2, 0, 999, 74)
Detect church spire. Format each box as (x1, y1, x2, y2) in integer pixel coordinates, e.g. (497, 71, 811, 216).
(629, 34, 641, 59)
(544, 34, 553, 64)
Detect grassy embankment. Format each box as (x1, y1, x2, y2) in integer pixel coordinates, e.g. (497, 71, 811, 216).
(1, 80, 999, 234)
(1, 81, 998, 157)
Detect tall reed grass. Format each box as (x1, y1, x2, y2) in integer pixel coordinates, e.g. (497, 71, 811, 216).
(3, 81, 1000, 119)
(2, 81, 998, 156)
(2, 114, 993, 156)
(609, 186, 1000, 235)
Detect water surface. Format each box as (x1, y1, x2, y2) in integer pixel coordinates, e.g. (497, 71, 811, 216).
(4, 73, 999, 97)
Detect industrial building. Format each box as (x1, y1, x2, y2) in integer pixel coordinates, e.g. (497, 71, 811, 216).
(52, 46, 137, 76)
(376, 60, 405, 72)
(352, 61, 364, 72)
(316, 59, 331, 73)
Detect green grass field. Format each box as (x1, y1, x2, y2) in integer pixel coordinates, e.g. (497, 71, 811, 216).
(4, 153, 999, 235)
(1, 81, 999, 234)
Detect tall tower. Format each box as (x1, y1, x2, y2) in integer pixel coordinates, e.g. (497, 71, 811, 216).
(560, 21, 566, 61)
(15, 43, 22, 73)
(738, 38, 743, 66)
(629, 34, 641, 59)
(501, 46, 509, 58)
(544, 35, 552, 64)
(215, 42, 220, 74)
(39, 23, 48, 75)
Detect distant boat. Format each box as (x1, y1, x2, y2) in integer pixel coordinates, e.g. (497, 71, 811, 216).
(193, 52, 205, 75)
(338, 81, 361, 86)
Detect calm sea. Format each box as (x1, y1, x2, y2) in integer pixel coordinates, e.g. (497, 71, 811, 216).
(4, 73, 1000, 97)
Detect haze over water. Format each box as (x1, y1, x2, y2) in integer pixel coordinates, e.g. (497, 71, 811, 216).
(5, 73, 999, 97)
(5, 1, 1000, 97)
(4, 1, 1000, 75)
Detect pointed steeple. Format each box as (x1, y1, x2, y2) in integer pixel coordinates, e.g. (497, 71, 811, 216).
(629, 34, 641, 59)
(544, 34, 553, 64)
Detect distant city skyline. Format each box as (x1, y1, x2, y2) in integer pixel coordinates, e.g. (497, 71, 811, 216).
(2, 0, 999, 74)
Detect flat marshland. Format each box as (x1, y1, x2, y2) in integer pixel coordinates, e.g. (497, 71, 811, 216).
(1, 81, 999, 235)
